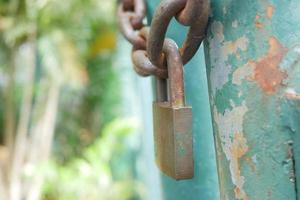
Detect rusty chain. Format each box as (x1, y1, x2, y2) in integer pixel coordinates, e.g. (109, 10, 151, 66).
(117, 0, 209, 78)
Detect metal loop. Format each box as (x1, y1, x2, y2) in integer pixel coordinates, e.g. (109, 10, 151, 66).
(176, 0, 204, 26)
(120, 0, 146, 29)
(118, 0, 209, 80)
(117, 5, 146, 49)
(131, 0, 146, 29)
(122, 0, 134, 11)
(180, 0, 209, 64)
(163, 39, 185, 106)
(147, 0, 209, 66)
(132, 50, 168, 78)
(131, 27, 168, 78)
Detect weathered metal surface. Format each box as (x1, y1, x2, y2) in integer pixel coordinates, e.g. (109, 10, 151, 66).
(117, 0, 146, 49)
(204, 0, 300, 199)
(131, 27, 168, 79)
(118, 0, 209, 78)
(153, 102, 193, 180)
(119, 0, 213, 181)
(132, 49, 168, 78)
(147, 0, 219, 199)
(147, 0, 209, 66)
(153, 39, 193, 180)
(282, 98, 300, 199)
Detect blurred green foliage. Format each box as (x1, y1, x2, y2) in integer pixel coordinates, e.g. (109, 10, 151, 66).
(53, 47, 121, 163)
(0, 0, 121, 160)
(0, 0, 143, 199)
(35, 0, 121, 162)
(42, 119, 143, 200)
(0, 0, 120, 153)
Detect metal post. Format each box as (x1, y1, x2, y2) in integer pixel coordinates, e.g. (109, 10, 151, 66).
(204, 0, 300, 199)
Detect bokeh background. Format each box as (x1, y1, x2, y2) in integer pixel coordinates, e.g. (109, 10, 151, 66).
(0, 0, 161, 199)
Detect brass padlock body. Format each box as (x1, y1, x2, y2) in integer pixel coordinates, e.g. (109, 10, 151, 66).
(153, 102, 193, 180)
(152, 39, 194, 180)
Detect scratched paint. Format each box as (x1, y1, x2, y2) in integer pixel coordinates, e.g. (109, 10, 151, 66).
(255, 15, 264, 29)
(209, 21, 249, 96)
(253, 37, 288, 94)
(214, 103, 249, 200)
(266, 6, 274, 19)
(281, 32, 300, 199)
(205, 0, 300, 199)
(233, 37, 288, 94)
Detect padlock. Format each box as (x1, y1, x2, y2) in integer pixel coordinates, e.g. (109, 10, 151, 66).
(153, 39, 193, 180)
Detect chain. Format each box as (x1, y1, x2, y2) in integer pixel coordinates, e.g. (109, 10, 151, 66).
(117, 0, 146, 50)
(117, 0, 209, 78)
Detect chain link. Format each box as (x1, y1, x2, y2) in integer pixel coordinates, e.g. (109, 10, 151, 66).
(176, 0, 205, 26)
(117, 0, 209, 78)
(117, 0, 146, 50)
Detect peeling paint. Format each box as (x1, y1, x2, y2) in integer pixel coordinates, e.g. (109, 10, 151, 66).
(232, 20, 239, 28)
(285, 88, 300, 100)
(245, 157, 256, 172)
(253, 37, 288, 94)
(232, 63, 255, 85)
(206, 1, 299, 199)
(266, 5, 274, 19)
(254, 4, 274, 30)
(223, 6, 227, 15)
(209, 21, 249, 96)
(214, 103, 249, 200)
(232, 37, 288, 94)
(255, 15, 263, 29)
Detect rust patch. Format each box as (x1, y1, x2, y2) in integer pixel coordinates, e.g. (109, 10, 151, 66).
(255, 15, 263, 29)
(232, 62, 255, 85)
(253, 37, 288, 94)
(266, 5, 274, 19)
(245, 157, 256, 172)
(231, 132, 249, 200)
(214, 104, 249, 200)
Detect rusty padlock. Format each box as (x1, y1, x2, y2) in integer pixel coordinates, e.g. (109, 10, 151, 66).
(153, 39, 193, 180)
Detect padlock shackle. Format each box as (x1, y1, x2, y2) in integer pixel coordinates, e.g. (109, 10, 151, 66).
(141, 29, 184, 105)
(139, 27, 168, 102)
(156, 78, 168, 102)
(163, 39, 185, 107)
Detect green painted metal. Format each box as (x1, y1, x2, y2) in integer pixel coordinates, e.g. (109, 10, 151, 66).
(204, 0, 300, 199)
(147, 1, 220, 200)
